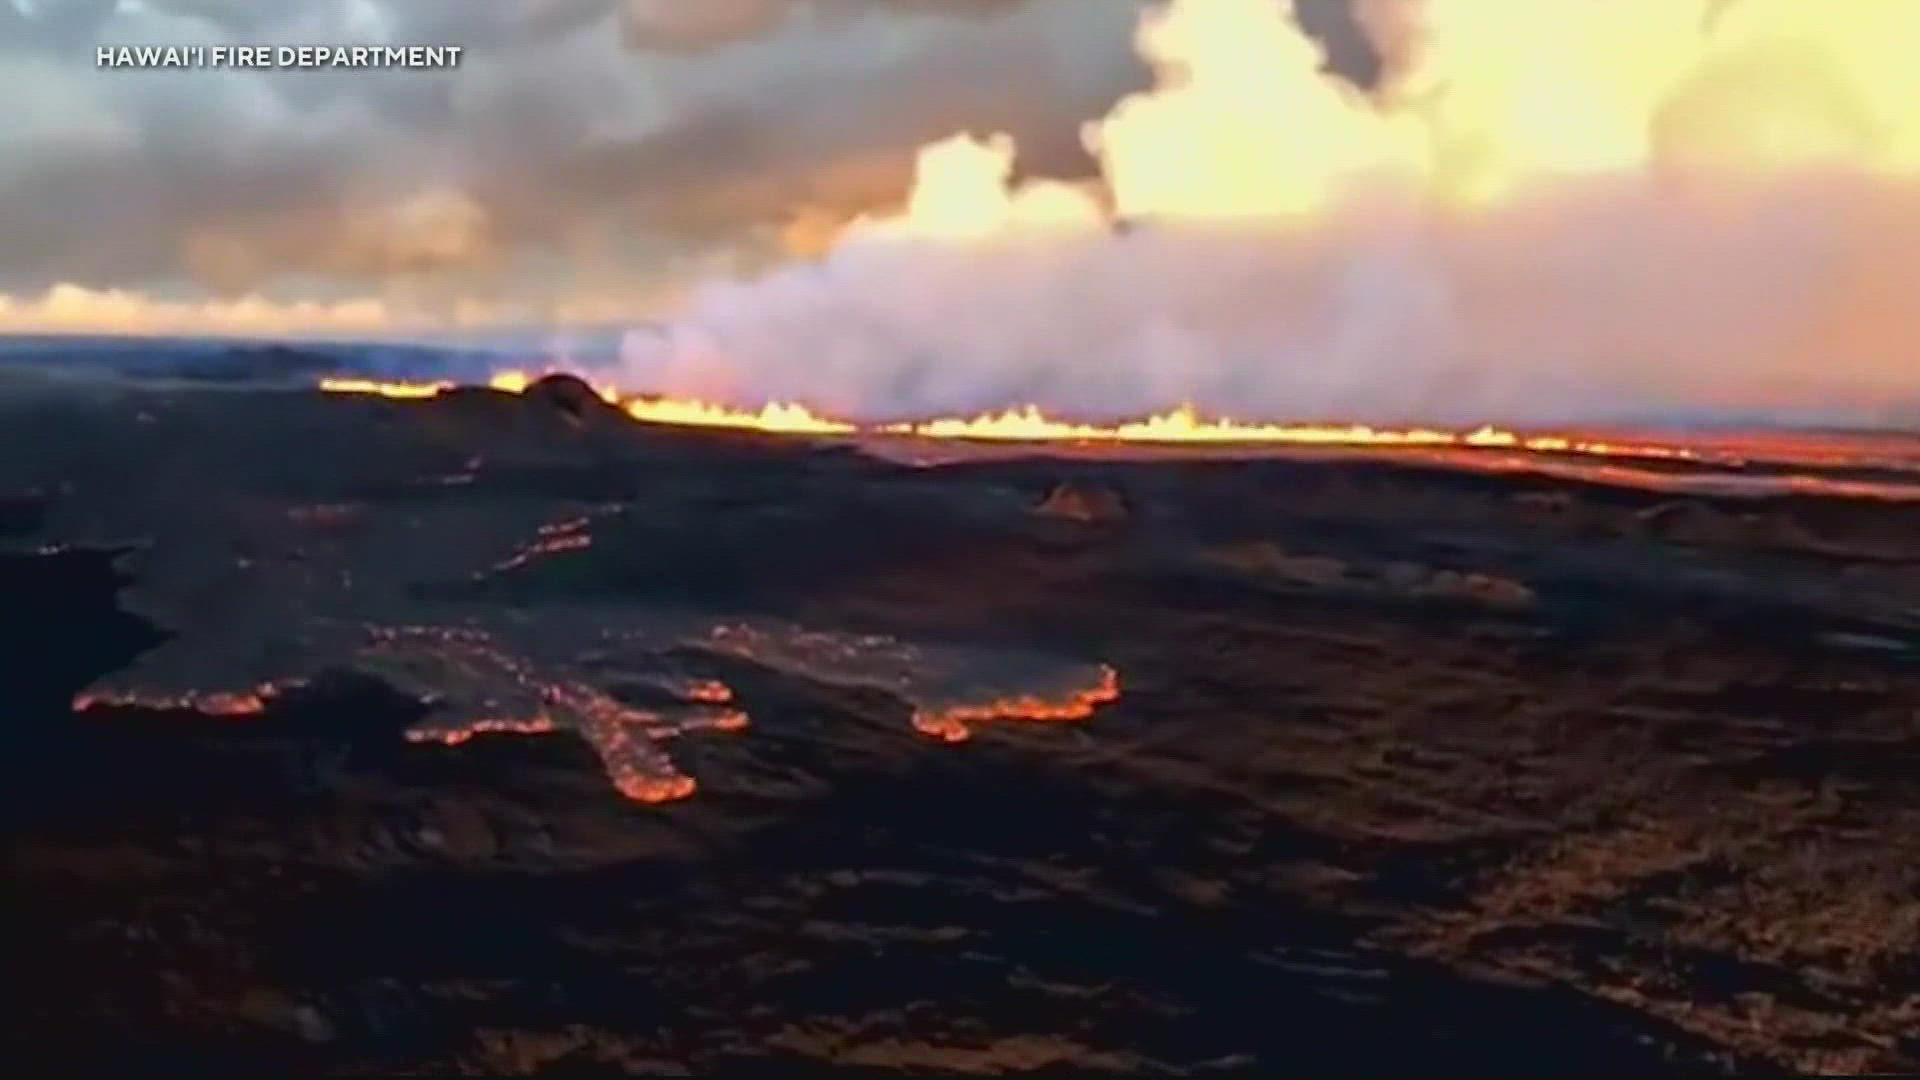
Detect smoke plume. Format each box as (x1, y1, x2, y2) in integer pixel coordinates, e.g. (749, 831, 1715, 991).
(599, 0, 1920, 428)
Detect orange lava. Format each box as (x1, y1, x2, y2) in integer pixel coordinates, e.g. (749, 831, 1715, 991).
(318, 374, 1920, 502)
(879, 408, 1705, 462)
(642, 708, 750, 738)
(72, 687, 274, 717)
(623, 396, 857, 436)
(684, 679, 734, 704)
(316, 377, 453, 399)
(317, 373, 1718, 462)
(488, 530, 592, 575)
(403, 705, 701, 805)
(403, 715, 558, 746)
(612, 771, 699, 804)
(910, 664, 1121, 743)
(382, 626, 743, 806)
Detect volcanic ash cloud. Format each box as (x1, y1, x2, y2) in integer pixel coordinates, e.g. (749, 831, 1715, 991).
(606, 0, 1920, 430)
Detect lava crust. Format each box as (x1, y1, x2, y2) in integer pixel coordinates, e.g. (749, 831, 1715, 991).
(4, 379, 1917, 1075)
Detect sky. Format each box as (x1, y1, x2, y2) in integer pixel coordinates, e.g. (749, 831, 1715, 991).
(0, 0, 1252, 335)
(0, 0, 1396, 337)
(5, 2, 1912, 426)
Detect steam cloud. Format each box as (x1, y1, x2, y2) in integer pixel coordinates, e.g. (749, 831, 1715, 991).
(600, 0, 1920, 428)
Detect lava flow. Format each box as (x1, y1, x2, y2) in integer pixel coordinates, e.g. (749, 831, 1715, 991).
(910, 664, 1123, 744)
(316, 374, 1710, 463)
(623, 397, 855, 436)
(72, 687, 274, 717)
(313, 377, 453, 400)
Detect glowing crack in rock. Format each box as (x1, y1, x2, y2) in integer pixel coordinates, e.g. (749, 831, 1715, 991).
(365, 625, 744, 804)
(907, 665, 1122, 744)
(694, 620, 1121, 743)
(52, 479, 1121, 802)
(72, 686, 278, 717)
(313, 376, 1920, 499)
(319, 377, 1702, 461)
(482, 515, 596, 577)
(622, 397, 856, 436)
(68, 617, 750, 805)
(315, 377, 452, 399)
(67, 609, 1122, 802)
(681, 679, 734, 704)
(403, 716, 556, 745)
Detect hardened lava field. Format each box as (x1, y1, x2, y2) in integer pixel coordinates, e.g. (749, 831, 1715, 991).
(4, 374, 1918, 1075)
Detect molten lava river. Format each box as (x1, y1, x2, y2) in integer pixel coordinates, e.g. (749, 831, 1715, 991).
(321, 372, 1920, 502)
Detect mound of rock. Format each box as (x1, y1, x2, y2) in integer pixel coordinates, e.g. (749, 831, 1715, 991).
(1418, 569, 1537, 609)
(1209, 542, 1349, 586)
(522, 373, 609, 418)
(1210, 544, 1535, 609)
(417, 372, 627, 448)
(1635, 500, 1825, 553)
(1033, 480, 1129, 524)
(1635, 500, 1746, 545)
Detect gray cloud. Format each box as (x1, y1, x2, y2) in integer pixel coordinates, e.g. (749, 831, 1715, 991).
(0, 0, 1169, 320)
(619, 0, 1047, 54)
(619, 0, 787, 52)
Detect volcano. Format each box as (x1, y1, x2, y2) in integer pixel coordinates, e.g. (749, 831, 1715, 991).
(4, 364, 1917, 1075)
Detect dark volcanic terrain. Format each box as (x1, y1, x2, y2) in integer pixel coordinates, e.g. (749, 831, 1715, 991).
(3, 372, 1916, 1075)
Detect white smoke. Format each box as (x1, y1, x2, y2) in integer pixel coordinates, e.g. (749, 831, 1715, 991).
(597, 0, 1920, 429)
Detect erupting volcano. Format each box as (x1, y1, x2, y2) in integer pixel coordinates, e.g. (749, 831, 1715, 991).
(10, 1, 1920, 1075)
(530, 0, 1918, 430)
(321, 371, 1710, 457)
(317, 370, 1920, 502)
(321, 0, 1918, 436)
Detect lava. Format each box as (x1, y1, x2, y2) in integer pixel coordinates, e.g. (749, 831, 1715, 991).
(642, 708, 750, 739)
(910, 665, 1122, 744)
(696, 620, 1124, 744)
(683, 679, 734, 704)
(73, 687, 276, 717)
(367, 625, 740, 805)
(314, 372, 1920, 501)
(318, 374, 1706, 462)
(621, 396, 856, 436)
(881, 406, 1700, 462)
(316, 377, 453, 399)
(319, 372, 853, 436)
(486, 518, 594, 576)
(404, 715, 557, 746)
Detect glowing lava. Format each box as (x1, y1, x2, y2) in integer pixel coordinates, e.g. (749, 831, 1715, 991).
(622, 396, 855, 436)
(72, 687, 274, 717)
(316, 377, 452, 399)
(485, 516, 595, 576)
(883, 406, 1699, 461)
(367, 624, 742, 805)
(683, 679, 734, 704)
(318, 374, 1704, 462)
(910, 664, 1123, 744)
(404, 715, 557, 746)
(694, 620, 1124, 744)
